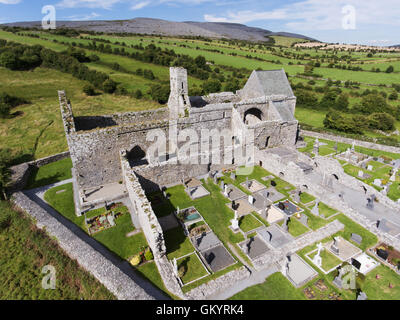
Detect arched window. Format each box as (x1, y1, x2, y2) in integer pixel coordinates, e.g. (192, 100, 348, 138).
(127, 145, 147, 165)
(244, 108, 263, 123)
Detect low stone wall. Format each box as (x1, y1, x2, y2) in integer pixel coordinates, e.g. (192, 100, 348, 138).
(301, 130, 400, 154)
(12, 191, 155, 300)
(185, 266, 251, 300)
(120, 151, 185, 299)
(8, 151, 71, 192)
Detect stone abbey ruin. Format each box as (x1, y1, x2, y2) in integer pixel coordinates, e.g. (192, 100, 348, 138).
(59, 67, 299, 213)
(33, 65, 397, 299)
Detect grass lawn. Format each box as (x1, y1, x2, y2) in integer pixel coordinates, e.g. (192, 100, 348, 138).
(164, 226, 196, 260)
(26, 158, 73, 189)
(239, 214, 263, 232)
(319, 202, 338, 219)
(288, 217, 310, 237)
(43, 182, 82, 226)
(44, 183, 149, 259)
(300, 192, 315, 204)
(331, 214, 378, 251)
(308, 249, 342, 272)
(178, 253, 208, 285)
(230, 272, 306, 300)
(303, 208, 329, 230)
(0, 200, 114, 300)
(93, 213, 147, 260)
(362, 264, 400, 300)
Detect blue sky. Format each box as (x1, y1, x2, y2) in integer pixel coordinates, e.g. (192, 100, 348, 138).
(0, 0, 399, 45)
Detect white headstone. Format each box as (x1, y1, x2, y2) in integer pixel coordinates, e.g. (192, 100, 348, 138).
(313, 242, 324, 267)
(358, 170, 364, 178)
(390, 168, 398, 182)
(373, 179, 382, 187)
(224, 184, 229, 196)
(351, 141, 355, 151)
(248, 195, 254, 204)
(367, 165, 373, 171)
(231, 211, 239, 231)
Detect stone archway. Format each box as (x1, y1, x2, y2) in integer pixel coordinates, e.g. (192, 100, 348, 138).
(244, 108, 263, 124)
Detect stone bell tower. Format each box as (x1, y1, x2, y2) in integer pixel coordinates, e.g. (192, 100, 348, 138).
(168, 67, 190, 119)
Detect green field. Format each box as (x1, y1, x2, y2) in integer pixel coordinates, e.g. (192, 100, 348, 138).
(0, 200, 114, 300)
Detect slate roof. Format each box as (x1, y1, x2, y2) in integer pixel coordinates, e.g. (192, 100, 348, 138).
(252, 69, 294, 97)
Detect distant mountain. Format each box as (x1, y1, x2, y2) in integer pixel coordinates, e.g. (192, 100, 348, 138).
(2, 17, 316, 43)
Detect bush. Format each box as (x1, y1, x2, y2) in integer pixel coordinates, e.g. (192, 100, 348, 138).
(149, 84, 170, 104)
(0, 102, 11, 118)
(130, 254, 141, 266)
(144, 248, 154, 261)
(368, 113, 395, 131)
(202, 79, 221, 94)
(386, 65, 394, 73)
(102, 79, 117, 93)
(133, 89, 143, 99)
(389, 92, 398, 101)
(83, 84, 96, 96)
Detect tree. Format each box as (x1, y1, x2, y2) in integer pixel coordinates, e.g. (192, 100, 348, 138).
(202, 79, 221, 94)
(0, 102, 11, 118)
(149, 84, 170, 104)
(386, 65, 394, 73)
(102, 79, 117, 94)
(133, 89, 143, 99)
(0, 51, 19, 70)
(389, 92, 398, 101)
(359, 93, 392, 115)
(319, 90, 338, 109)
(83, 84, 96, 96)
(368, 113, 395, 131)
(295, 89, 319, 109)
(335, 93, 349, 111)
(224, 79, 240, 92)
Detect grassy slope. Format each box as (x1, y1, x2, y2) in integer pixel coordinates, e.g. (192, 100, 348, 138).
(0, 201, 114, 300)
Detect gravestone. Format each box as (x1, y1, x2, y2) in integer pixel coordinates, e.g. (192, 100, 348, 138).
(293, 190, 301, 204)
(373, 179, 382, 187)
(390, 168, 398, 182)
(351, 141, 355, 151)
(358, 170, 364, 178)
(248, 195, 254, 205)
(382, 185, 388, 196)
(299, 214, 308, 227)
(367, 165, 373, 171)
(366, 197, 374, 210)
(331, 237, 340, 255)
(313, 138, 319, 156)
(230, 172, 236, 180)
(333, 267, 345, 289)
(224, 184, 229, 197)
(351, 233, 362, 245)
(230, 211, 239, 232)
(220, 180, 225, 191)
(311, 200, 320, 216)
(313, 242, 323, 267)
(357, 292, 368, 300)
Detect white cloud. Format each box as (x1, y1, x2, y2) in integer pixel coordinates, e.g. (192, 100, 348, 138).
(204, 0, 400, 31)
(131, 1, 150, 10)
(65, 12, 101, 20)
(57, 0, 122, 9)
(0, 0, 21, 4)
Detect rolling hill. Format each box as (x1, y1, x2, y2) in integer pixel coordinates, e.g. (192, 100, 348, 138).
(2, 17, 315, 43)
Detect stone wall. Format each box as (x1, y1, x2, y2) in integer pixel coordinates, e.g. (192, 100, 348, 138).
(8, 151, 71, 192)
(302, 130, 400, 154)
(120, 151, 186, 299)
(12, 191, 156, 300)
